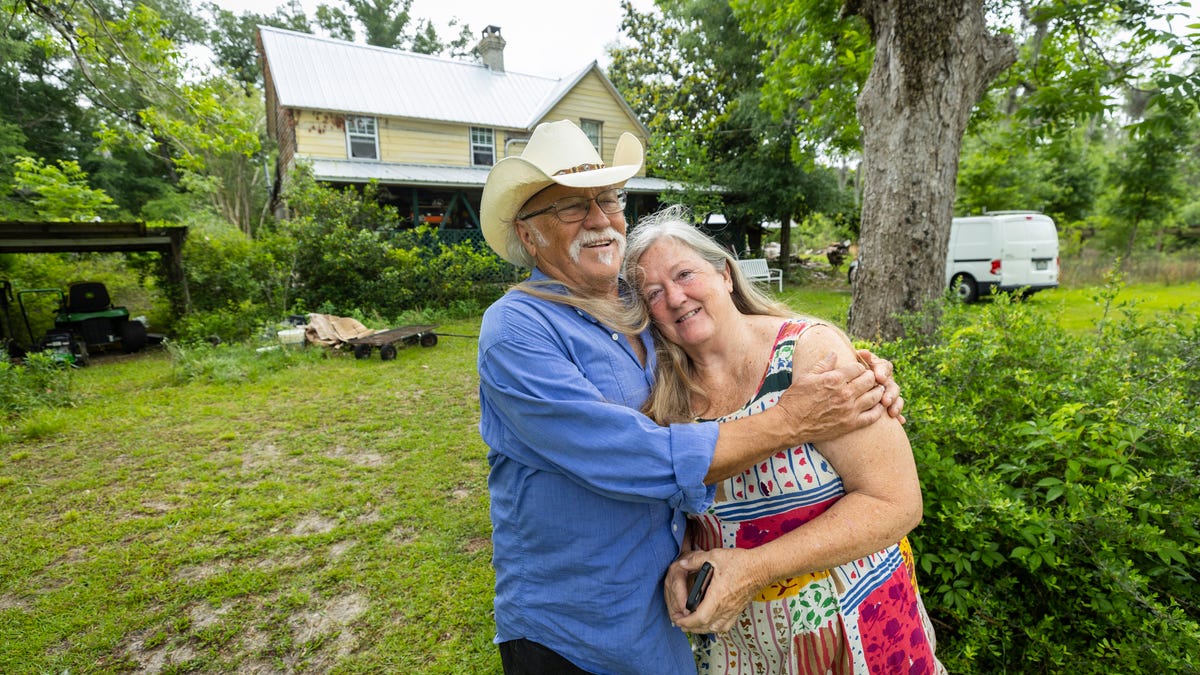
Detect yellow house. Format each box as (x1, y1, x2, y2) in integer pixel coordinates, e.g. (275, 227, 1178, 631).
(256, 25, 666, 230)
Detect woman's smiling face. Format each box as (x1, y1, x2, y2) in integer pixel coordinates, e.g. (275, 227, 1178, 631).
(637, 237, 734, 349)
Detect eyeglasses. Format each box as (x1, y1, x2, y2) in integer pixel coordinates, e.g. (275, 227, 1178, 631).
(517, 188, 627, 223)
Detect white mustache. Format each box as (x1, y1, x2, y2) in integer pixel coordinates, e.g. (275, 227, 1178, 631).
(569, 227, 626, 264)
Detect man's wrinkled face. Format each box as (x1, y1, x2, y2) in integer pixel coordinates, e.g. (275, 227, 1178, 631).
(516, 184, 628, 295)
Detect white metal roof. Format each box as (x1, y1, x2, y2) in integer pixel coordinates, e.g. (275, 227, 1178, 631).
(310, 159, 491, 188)
(258, 26, 595, 130)
(308, 158, 680, 194)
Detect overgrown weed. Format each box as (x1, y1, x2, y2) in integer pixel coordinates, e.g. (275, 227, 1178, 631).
(1062, 247, 1200, 286)
(165, 339, 330, 384)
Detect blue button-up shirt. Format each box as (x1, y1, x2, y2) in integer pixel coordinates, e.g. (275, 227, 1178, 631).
(478, 270, 718, 675)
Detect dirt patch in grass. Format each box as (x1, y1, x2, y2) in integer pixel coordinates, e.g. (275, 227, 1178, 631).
(354, 507, 381, 525)
(116, 591, 368, 672)
(254, 551, 311, 572)
(462, 537, 491, 554)
(241, 440, 284, 473)
(54, 546, 89, 565)
(328, 540, 356, 559)
(292, 514, 337, 536)
(0, 594, 25, 611)
(189, 601, 234, 631)
(118, 628, 198, 674)
(285, 592, 368, 668)
(389, 524, 417, 546)
(325, 444, 386, 467)
(232, 627, 274, 673)
(137, 500, 173, 515)
(173, 559, 231, 583)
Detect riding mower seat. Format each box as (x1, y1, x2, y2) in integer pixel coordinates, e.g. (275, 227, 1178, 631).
(67, 282, 117, 314)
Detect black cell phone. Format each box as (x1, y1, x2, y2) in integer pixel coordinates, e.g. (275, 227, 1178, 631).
(686, 561, 713, 612)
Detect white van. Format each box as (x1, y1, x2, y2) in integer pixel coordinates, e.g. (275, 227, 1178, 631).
(946, 211, 1060, 302)
(847, 211, 1060, 301)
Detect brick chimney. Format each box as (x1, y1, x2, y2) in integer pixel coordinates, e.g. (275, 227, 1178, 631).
(477, 25, 506, 72)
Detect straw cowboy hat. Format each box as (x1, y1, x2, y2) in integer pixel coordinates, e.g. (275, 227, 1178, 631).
(481, 119, 644, 267)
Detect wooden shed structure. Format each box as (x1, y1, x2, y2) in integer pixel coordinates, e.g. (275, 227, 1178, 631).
(0, 220, 189, 312)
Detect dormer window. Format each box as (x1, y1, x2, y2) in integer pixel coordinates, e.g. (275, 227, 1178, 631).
(346, 116, 379, 160)
(471, 127, 495, 166)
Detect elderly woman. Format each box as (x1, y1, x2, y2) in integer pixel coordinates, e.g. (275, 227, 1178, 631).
(623, 206, 945, 675)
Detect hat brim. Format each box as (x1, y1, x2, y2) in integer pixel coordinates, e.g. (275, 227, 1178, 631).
(482, 132, 643, 267)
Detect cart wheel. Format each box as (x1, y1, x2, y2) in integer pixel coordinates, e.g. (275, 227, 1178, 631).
(353, 343, 372, 359)
(120, 319, 148, 353)
(379, 344, 398, 361)
(420, 332, 438, 348)
(72, 338, 90, 367)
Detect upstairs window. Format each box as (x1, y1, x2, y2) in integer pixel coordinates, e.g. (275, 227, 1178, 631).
(346, 116, 379, 160)
(580, 119, 603, 154)
(471, 127, 495, 166)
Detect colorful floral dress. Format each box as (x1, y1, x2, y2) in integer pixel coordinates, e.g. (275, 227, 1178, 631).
(691, 320, 945, 675)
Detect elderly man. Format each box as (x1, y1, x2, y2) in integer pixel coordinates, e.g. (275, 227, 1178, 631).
(478, 120, 900, 675)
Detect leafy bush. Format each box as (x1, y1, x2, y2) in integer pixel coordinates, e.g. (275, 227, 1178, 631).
(274, 167, 512, 319)
(387, 227, 515, 309)
(170, 300, 269, 344)
(175, 167, 513, 337)
(883, 289, 1200, 672)
(0, 350, 74, 416)
(183, 218, 295, 306)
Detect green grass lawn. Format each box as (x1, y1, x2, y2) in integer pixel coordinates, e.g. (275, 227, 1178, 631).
(1, 323, 499, 674)
(1026, 281, 1200, 332)
(1, 280, 1196, 672)
(780, 279, 1200, 333)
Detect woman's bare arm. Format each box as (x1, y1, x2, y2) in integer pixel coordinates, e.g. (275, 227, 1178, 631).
(667, 324, 922, 633)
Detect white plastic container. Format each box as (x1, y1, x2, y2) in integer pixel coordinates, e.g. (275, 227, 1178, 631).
(277, 328, 306, 345)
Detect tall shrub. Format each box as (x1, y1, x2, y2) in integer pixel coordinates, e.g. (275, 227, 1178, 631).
(178, 221, 294, 342)
(885, 291, 1199, 673)
(278, 167, 511, 318)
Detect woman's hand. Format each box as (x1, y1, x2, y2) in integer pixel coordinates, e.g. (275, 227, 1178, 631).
(665, 549, 766, 635)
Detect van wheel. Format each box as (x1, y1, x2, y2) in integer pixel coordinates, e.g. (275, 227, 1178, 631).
(952, 274, 978, 303)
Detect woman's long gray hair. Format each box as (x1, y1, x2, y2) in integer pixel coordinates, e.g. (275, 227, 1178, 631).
(622, 205, 793, 424)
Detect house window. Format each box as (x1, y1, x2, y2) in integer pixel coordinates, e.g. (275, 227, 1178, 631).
(471, 127, 495, 166)
(580, 119, 602, 154)
(346, 116, 378, 160)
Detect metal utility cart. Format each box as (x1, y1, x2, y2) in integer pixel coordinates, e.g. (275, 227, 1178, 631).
(344, 324, 438, 360)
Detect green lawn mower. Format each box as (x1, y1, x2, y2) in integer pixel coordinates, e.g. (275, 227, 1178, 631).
(10, 281, 148, 365)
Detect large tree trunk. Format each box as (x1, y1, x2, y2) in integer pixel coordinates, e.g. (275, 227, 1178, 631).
(846, 0, 1016, 340)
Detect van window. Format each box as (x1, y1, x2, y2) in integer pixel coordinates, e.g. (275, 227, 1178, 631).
(953, 222, 993, 261)
(1025, 219, 1057, 241)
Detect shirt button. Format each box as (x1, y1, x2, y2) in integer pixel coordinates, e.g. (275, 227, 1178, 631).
(673, 523, 678, 532)
(611, 333, 619, 341)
